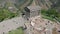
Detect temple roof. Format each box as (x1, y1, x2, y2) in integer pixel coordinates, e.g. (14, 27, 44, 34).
(27, 6, 41, 11)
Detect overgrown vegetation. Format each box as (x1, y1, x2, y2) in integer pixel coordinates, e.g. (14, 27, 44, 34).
(41, 9, 60, 22)
(8, 27, 24, 34)
(0, 8, 18, 22)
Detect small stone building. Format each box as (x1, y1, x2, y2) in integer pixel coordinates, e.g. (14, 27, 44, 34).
(23, 6, 41, 20)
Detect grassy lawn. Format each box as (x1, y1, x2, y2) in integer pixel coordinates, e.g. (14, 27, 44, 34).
(8, 27, 24, 34)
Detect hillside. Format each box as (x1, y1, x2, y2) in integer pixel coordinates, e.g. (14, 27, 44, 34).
(31, 0, 59, 10)
(0, 0, 33, 22)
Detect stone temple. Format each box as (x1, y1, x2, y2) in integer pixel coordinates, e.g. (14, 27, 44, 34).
(23, 6, 41, 20)
(22, 0, 41, 20)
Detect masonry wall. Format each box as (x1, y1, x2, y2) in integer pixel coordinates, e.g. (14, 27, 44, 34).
(30, 10, 40, 18)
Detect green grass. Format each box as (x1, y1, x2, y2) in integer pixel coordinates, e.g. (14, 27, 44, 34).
(8, 27, 24, 34)
(42, 15, 55, 22)
(41, 9, 60, 22)
(0, 8, 18, 22)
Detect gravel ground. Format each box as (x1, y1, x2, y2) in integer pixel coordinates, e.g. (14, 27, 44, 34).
(0, 16, 26, 34)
